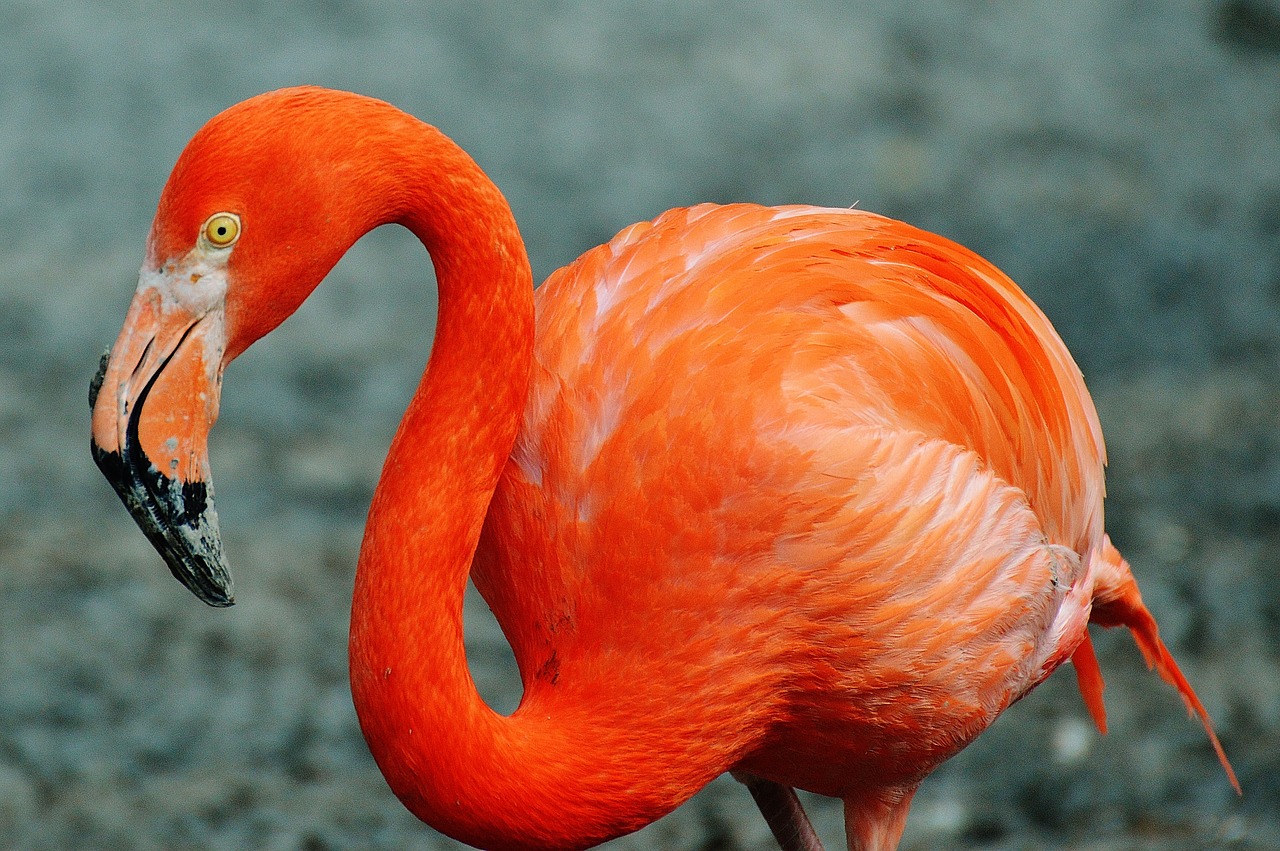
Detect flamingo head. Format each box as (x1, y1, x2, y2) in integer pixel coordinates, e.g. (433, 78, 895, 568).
(90, 87, 405, 605)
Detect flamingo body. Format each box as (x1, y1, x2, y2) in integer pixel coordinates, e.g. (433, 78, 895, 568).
(89, 88, 1234, 851)
(481, 203, 1100, 790)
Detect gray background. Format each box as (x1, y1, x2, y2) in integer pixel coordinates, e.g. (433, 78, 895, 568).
(2, 1, 1278, 848)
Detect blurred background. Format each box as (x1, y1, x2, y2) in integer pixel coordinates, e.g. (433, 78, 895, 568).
(2, 1, 1278, 848)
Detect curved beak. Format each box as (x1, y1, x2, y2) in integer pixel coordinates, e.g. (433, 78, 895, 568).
(90, 277, 234, 606)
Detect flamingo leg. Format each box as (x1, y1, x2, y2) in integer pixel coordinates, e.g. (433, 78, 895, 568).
(842, 787, 915, 851)
(733, 772, 827, 851)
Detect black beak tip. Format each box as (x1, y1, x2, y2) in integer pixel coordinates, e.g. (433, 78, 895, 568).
(91, 439, 236, 608)
(178, 545, 235, 608)
(192, 579, 236, 608)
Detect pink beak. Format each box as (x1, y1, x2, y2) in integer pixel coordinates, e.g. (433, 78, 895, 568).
(90, 279, 234, 606)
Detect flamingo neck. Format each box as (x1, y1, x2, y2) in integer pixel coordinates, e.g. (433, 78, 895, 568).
(342, 121, 647, 849)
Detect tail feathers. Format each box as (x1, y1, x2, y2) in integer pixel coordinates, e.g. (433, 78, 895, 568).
(1071, 632, 1108, 734)
(1087, 536, 1240, 793)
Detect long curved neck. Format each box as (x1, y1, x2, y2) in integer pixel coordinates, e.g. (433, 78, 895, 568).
(344, 120, 668, 849)
(343, 116, 532, 830)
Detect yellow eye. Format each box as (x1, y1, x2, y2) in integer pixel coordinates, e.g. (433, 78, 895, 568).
(201, 213, 241, 248)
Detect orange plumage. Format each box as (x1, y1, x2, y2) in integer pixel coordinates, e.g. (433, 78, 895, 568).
(89, 87, 1235, 851)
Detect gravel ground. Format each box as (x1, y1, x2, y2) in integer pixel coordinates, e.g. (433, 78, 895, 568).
(2, 1, 1278, 849)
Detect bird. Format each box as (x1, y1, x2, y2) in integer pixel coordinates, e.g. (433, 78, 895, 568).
(89, 86, 1236, 851)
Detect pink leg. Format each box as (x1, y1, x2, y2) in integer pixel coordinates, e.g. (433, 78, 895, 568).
(732, 772, 826, 851)
(842, 787, 916, 851)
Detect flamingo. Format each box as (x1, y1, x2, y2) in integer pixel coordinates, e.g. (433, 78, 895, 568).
(89, 87, 1236, 851)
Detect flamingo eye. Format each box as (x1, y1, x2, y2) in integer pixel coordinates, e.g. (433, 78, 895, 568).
(200, 213, 241, 249)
